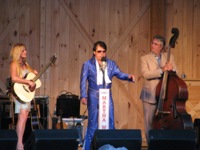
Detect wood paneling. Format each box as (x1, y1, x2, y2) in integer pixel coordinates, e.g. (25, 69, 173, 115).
(185, 80, 200, 121)
(150, 0, 165, 37)
(0, 0, 200, 142)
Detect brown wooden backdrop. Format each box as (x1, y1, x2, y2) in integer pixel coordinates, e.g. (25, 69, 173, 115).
(0, 0, 200, 141)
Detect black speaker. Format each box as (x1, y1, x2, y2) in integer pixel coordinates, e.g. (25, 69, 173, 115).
(91, 129, 142, 150)
(26, 129, 79, 150)
(56, 93, 80, 118)
(148, 129, 197, 150)
(1, 117, 33, 144)
(0, 130, 17, 150)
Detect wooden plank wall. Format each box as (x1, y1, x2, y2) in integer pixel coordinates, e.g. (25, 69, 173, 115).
(164, 0, 200, 121)
(0, 0, 200, 141)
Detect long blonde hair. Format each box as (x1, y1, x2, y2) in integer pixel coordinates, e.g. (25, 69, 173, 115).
(10, 43, 33, 77)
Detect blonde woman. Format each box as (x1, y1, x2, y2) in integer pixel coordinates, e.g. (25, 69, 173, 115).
(10, 43, 37, 150)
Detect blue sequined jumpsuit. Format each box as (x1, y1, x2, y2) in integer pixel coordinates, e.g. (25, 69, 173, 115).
(80, 56, 131, 150)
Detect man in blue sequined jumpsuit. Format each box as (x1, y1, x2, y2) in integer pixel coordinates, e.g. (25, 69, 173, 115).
(80, 41, 135, 150)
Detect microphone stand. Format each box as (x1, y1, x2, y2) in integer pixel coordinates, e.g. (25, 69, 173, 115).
(101, 68, 106, 89)
(97, 65, 106, 111)
(101, 57, 107, 89)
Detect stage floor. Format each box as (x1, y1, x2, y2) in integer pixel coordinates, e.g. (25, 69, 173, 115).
(78, 146, 148, 150)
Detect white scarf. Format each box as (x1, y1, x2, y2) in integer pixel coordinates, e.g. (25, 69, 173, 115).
(96, 59, 111, 85)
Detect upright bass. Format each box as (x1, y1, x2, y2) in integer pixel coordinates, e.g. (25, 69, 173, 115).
(152, 28, 193, 130)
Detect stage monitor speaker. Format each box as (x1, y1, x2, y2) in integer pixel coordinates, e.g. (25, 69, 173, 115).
(148, 129, 197, 150)
(194, 118, 200, 145)
(91, 129, 142, 150)
(0, 129, 17, 150)
(26, 129, 79, 150)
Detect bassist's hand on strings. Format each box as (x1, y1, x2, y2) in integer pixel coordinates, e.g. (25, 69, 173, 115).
(162, 62, 173, 72)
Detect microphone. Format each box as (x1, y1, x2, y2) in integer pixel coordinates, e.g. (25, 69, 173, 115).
(101, 57, 107, 71)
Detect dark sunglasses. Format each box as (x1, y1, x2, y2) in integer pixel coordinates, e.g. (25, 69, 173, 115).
(96, 50, 106, 53)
